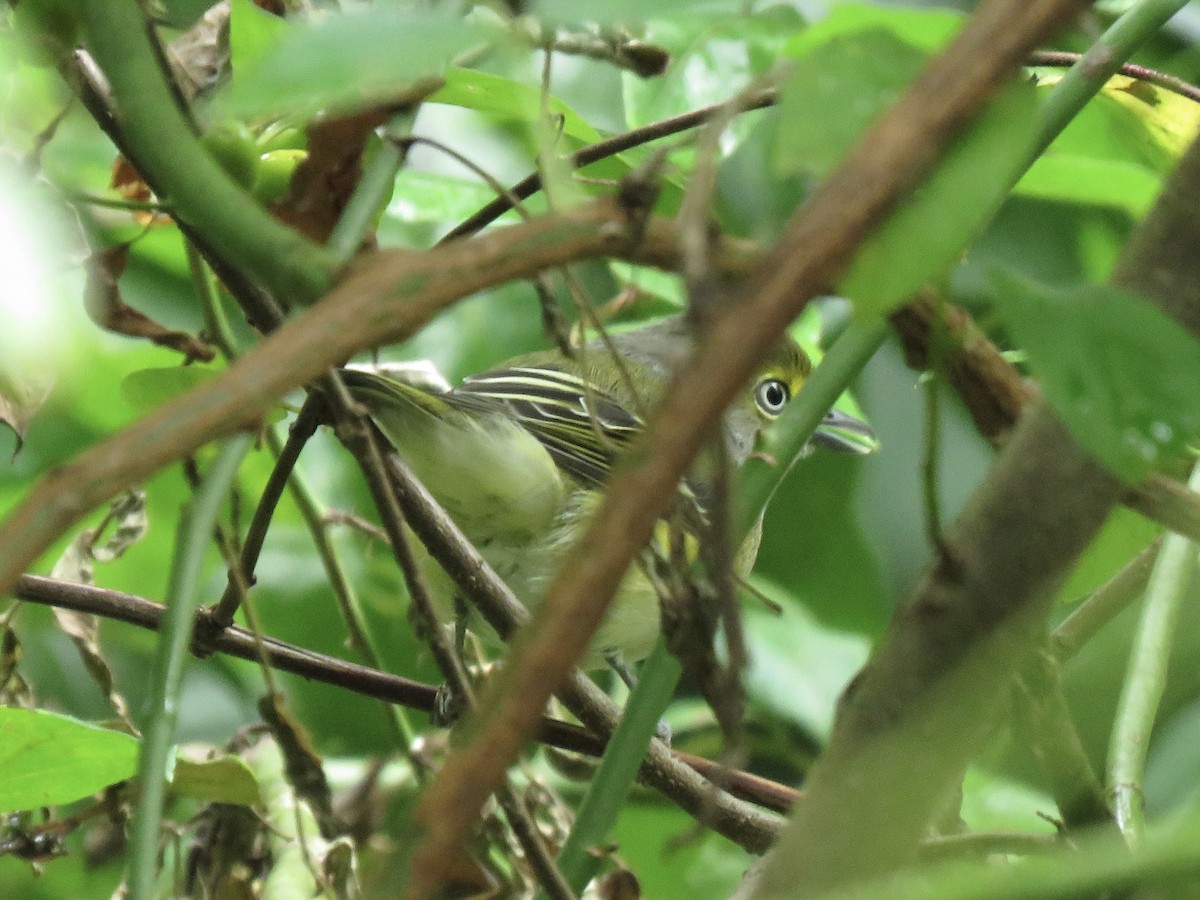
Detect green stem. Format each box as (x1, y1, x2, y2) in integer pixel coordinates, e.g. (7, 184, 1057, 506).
(327, 113, 413, 264)
(1051, 539, 1159, 661)
(185, 240, 242, 358)
(125, 435, 253, 900)
(1032, 0, 1192, 159)
(78, 1, 338, 304)
(552, 640, 683, 895)
(1108, 460, 1200, 845)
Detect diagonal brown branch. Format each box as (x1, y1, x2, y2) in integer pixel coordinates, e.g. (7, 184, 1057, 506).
(407, 1, 1094, 894)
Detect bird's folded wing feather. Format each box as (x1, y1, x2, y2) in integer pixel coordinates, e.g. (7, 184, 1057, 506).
(455, 366, 642, 488)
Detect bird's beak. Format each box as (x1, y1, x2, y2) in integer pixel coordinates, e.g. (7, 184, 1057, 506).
(811, 407, 877, 455)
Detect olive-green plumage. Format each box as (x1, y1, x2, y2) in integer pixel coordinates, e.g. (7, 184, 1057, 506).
(343, 316, 872, 669)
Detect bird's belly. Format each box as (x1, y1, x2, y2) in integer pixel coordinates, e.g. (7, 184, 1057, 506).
(474, 535, 661, 671)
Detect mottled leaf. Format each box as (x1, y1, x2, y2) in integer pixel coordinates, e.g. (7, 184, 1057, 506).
(0, 367, 52, 455)
(49, 491, 147, 731)
(84, 245, 216, 362)
(992, 267, 1200, 482)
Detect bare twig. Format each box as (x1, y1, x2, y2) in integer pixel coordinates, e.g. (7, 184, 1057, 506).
(10, 573, 795, 820)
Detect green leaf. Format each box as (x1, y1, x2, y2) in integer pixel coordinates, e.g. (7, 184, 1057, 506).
(960, 766, 1056, 833)
(428, 67, 601, 144)
(387, 170, 512, 225)
(742, 589, 870, 740)
(171, 750, 262, 807)
(1037, 73, 1200, 173)
(228, 0, 287, 79)
(0, 707, 138, 811)
(121, 366, 218, 412)
(774, 20, 1037, 316)
(783, 1, 963, 57)
(428, 67, 676, 212)
(773, 29, 927, 179)
(1058, 505, 1159, 602)
(533, 0, 717, 26)
(1014, 153, 1161, 218)
(844, 75, 1037, 315)
(992, 268, 1200, 482)
(212, 11, 491, 119)
(623, 7, 805, 130)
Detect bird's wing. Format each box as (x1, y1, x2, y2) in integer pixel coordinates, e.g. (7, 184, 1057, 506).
(456, 366, 643, 488)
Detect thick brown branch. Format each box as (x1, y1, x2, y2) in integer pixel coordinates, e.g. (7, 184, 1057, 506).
(409, 1, 1093, 894)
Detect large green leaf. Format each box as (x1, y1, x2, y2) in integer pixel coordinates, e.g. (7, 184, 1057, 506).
(1014, 153, 1162, 218)
(992, 268, 1200, 482)
(0, 707, 138, 811)
(212, 11, 491, 118)
(773, 29, 926, 179)
(839, 74, 1038, 315)
(1038, 73, 1200, 175)
(782, 1, 963, 56)
(121, 366, 219, 412)
(429, 66, 601, 144)
(228, 0, 287, 81)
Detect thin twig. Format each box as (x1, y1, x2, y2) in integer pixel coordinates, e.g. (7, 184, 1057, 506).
(205, 401, 322, 635)
(1028, 49, 1200, 105)
(375, 454, 783, 853)
(10, 571, 797, 818)
(1012, 650, 1112, 828)
(439, 90, 778, 242)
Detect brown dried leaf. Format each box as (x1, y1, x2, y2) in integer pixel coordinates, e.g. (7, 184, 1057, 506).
(167, 1, 231, 100)
(84, 245, 216, 363)
(48, 491, 149, 733)
(0, 368, 53, 455)
(270, 107, 390, 245)
(597, 868, 641, 900)
(109, 157, 168, 228)
(49, 604, 136, 734)
(257, 694, 337, 836)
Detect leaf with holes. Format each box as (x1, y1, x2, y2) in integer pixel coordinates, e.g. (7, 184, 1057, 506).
(992, 267, 1200, 482)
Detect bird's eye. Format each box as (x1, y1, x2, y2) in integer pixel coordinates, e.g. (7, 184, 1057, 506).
(754, 378, 790, 417)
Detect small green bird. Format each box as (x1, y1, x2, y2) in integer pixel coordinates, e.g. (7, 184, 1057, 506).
(342, 315, 873, 670)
